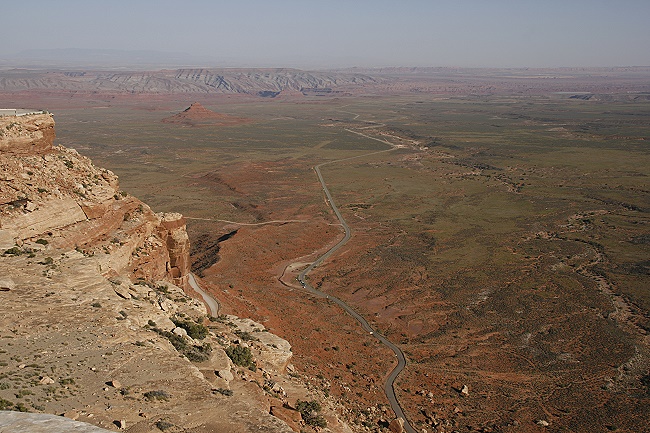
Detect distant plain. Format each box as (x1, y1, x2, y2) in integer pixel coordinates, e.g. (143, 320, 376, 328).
(3, 72, 649, 431)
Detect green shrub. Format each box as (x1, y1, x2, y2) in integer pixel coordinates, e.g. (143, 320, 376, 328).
(153, 328, 211, 362)
(171, 317, 208, 340)
(143, 390, 170, 401)
(183, 342, 212, 362)
(225, 345, 255, 369)
(3, 247, 22, 256)
(155, 420, 174, 431)
(296, 400, 327, 428)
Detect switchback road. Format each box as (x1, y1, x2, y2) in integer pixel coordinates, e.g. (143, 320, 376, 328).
(296, 130, 417, 433)
(188, 273, 220, 317)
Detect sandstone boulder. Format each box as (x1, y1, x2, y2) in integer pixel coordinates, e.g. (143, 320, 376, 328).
(0, 230, 16, 250)
(217, 369, 234, 382)
(0, 277, 15, 291)
(389, 417, 405, 433)
(270, 406, 302, 432)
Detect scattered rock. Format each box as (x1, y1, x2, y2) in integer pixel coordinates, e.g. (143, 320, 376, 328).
(0, 277, 15, 291)
(107, 379, 122, 388)
(159, 298, 175, 312)
(113, 284, 131, 299)
(536, 419, 550, 427)
(460, 384, 469, 396)
(62, 410, 80, 420)
(39, 375, 55, 385)
(216, 369, 234, 382)
(113, 419, 126, 429)
(172, 327, 188, 338)
(389, 417, 405, 433)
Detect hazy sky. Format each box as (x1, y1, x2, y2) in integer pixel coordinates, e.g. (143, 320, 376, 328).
(3, 0, 650, 68)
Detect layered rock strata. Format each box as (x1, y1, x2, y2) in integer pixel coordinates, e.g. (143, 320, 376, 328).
(0, 112, 190, 288)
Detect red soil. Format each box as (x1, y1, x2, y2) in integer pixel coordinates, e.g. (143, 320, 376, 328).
(161, 102, 251, 127)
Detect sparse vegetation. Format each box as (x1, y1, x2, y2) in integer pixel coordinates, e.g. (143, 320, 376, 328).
(213, 388, 233, 397)
(155, 420, 175, 431)
(171, 316, 208, 340)
(143, 390, 170, 401)
(2, 247, 22, 256)
(296, 399, 327, 428)
(225, 345, 255, 370)
(153, 327, 212, 362)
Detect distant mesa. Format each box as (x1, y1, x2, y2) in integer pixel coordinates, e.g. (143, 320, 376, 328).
(161, 102, 250, 127)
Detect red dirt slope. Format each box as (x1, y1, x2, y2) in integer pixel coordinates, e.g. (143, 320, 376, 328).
(162, 102, 250, 126)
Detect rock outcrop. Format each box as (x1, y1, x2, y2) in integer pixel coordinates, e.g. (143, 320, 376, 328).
(161, 102, 251, 127)
(0, 112, 191, 288)
(0, 411, 114, 433)
(0, 112, 55, 155)
(160, 212, 191, 287)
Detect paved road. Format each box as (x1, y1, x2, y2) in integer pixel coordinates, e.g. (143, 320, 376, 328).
(296, 132, 417, 433)
(188, 273, 220, 317)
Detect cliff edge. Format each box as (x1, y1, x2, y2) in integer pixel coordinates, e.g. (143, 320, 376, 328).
(0, 113, 349, 433)
(0, 112, 190, 288)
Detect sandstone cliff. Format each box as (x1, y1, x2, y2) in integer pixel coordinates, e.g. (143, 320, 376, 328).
(0, 112, 190, 288)
(0, 112, 55, 155)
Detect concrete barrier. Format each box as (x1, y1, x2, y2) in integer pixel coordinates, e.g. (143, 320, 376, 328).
(0, 109, 47, 117)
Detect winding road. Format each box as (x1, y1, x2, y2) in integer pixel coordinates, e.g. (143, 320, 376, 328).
(188, 272, 220, 317)
(296, 130, 417, 433)
(186, 123, 416, 432)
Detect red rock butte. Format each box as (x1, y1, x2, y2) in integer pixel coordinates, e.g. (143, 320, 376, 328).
(161, 102, 250, 127)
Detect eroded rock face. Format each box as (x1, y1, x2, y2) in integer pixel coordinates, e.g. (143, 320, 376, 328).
(0, 113, 191, 288)
(0, 113, 55, 155)
(160, 212, 191, 287)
